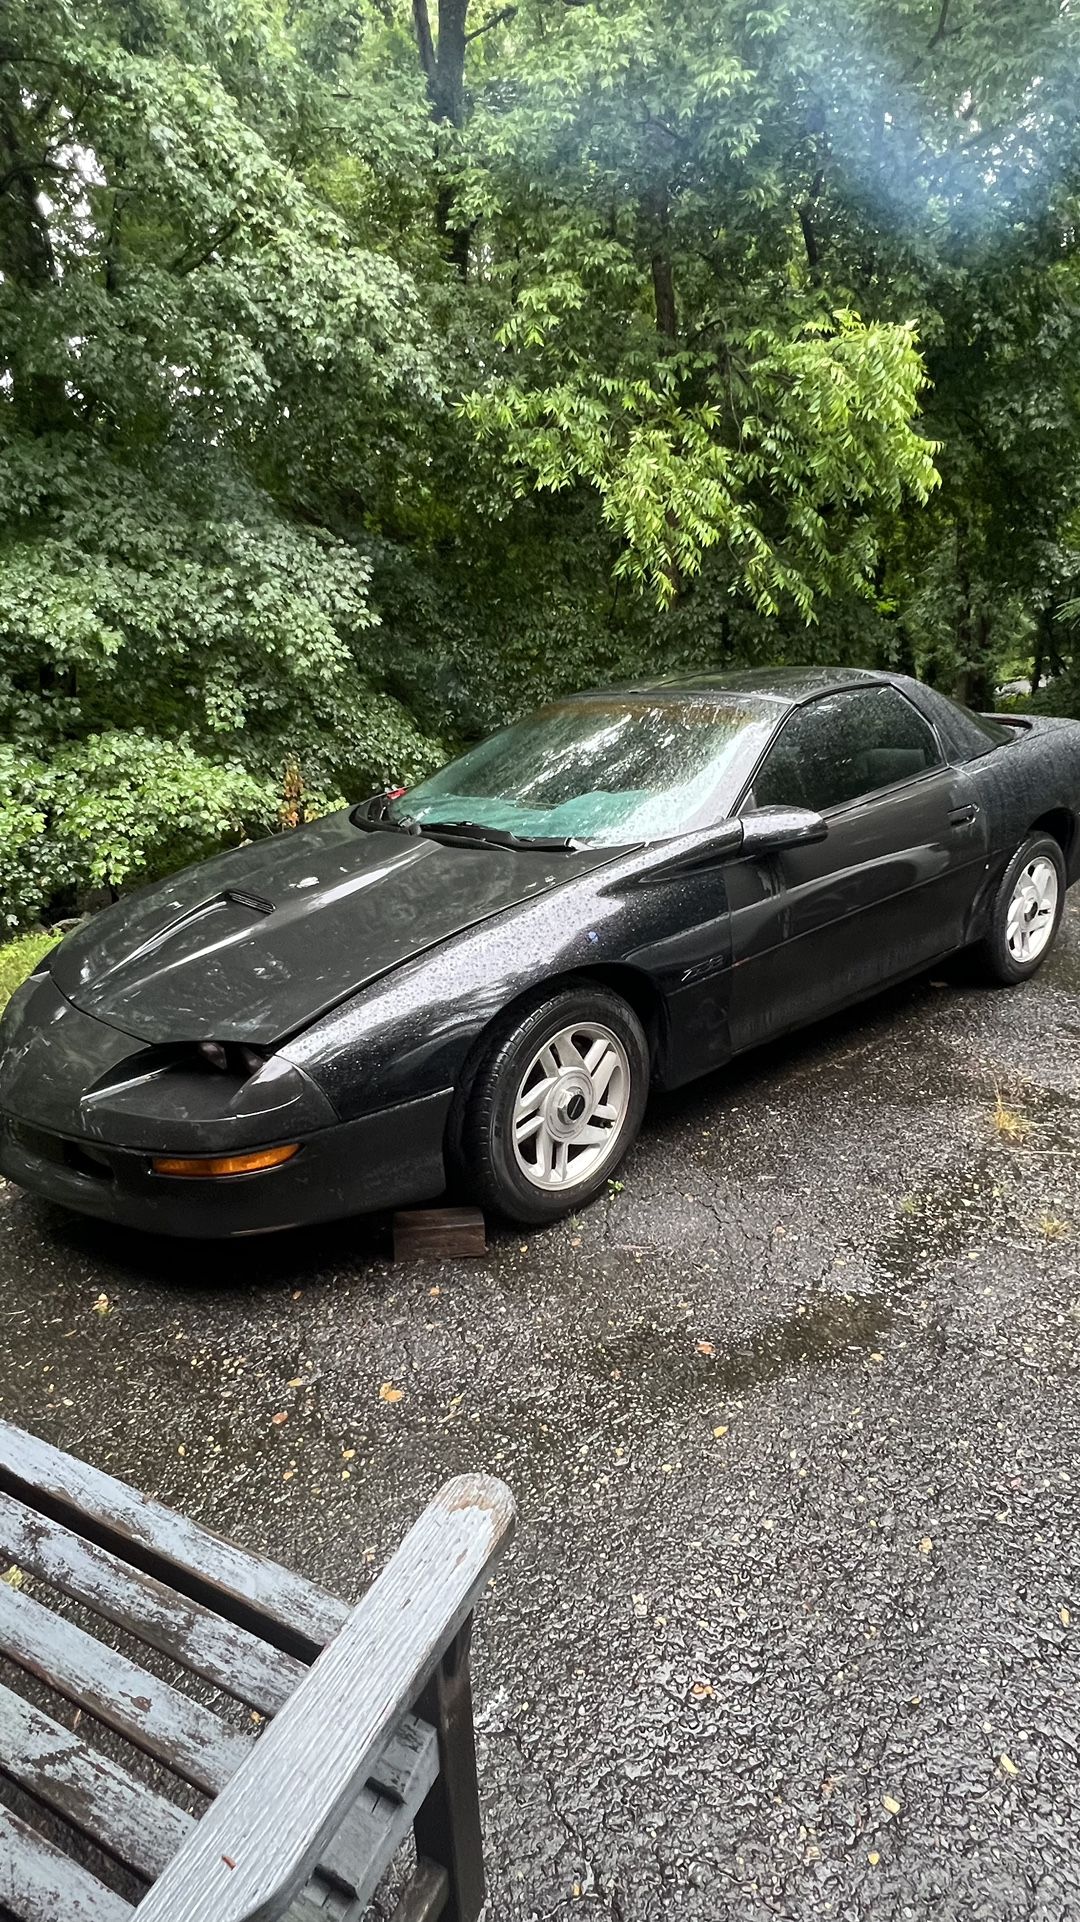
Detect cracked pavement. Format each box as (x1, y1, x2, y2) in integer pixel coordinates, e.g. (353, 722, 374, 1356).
(3, 900, 1080, 1919)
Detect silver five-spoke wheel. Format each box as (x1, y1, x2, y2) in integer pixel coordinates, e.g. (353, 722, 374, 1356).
(512, 1022, 630, 1190)
(1006, 856, 1059, 964)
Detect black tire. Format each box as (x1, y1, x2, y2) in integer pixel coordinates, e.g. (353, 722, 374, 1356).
(452, 980, 650, 1225)
(975, 833, 1066, 984)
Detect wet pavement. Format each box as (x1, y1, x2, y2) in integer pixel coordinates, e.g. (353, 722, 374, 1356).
(3, 903, 1080, 1920)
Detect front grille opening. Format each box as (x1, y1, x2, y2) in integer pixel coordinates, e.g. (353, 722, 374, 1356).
(9, 1121, 66, 1167)
(63, 1141, 115, 1182)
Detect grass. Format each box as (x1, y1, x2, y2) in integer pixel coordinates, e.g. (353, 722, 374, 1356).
(992, 1087, 1031, 1144)
(0, 931, 60, 1013)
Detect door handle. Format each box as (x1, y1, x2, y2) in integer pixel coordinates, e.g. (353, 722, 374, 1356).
(949, 803, 979, 827)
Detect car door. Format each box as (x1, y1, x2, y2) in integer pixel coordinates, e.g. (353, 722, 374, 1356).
(724, 685, 988, 1051)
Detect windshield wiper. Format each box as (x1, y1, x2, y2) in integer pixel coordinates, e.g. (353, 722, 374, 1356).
(411, 820, 578, 852)
(351, 797, 576, 850)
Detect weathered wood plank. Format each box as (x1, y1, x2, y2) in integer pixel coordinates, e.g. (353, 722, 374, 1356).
(359, 1712, 437, 1806)
(283, 1898, 343, 1922)
(0, 1423, 347, 1660)
(138, 1475, 515, 1922)
(0, 1806, 134, 1922)
(0, 1577, 250, 1795)
(414, 1628, 484, 1922)
(0, 1683, 193, 1881)
(392, 1209, 486, 1262)
(0, 1490, 308, 1713)
(0, 1489, 438, 1809)
(318, 1765, 437, 1905)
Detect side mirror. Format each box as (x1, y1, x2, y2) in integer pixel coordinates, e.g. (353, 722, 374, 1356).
(739, 805, 828, 857)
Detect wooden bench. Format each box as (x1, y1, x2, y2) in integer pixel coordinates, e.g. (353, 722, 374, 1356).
(0, 1422, 514, 1922)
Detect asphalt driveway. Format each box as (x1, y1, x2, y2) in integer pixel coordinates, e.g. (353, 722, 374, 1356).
(3, 903, 1080, 1920)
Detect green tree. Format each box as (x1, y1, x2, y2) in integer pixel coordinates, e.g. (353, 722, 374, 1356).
(3, 0, 1080, 931)
(0, 0, 445, 924)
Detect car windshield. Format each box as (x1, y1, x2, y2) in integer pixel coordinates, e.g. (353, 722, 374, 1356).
(386, 693, 780, 845)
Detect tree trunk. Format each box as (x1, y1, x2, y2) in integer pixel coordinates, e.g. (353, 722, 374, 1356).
(798, 168, 825, 285)
(953, 611, 996, 710)
(412, 0, 471, 276)
(646, 189, 677, 341)
(651, 248, 677, 341)
(891, 623, 917, 678)
(0, 95, 66, 431)
(412, 0, 438, 92)
(1032, 605, 1052, 695)
(950, 542, 997, 710)
(434, 0, 468, 126)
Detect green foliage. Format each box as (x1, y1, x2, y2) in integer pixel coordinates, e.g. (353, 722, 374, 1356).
(0, 736, 277, 930)
(0, 764, 53, 935)
(466, 316, 936, 613)
(0, 931, 59, 1014)
(2, 0, 1080, 927)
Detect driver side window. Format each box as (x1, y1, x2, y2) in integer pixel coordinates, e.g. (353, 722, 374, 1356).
(751, 688, 942, 814)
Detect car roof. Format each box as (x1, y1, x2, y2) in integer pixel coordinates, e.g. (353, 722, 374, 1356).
(591, 666, 899, 708)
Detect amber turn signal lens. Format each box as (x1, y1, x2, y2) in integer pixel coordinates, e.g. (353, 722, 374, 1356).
(151, 1144, 300, 1179)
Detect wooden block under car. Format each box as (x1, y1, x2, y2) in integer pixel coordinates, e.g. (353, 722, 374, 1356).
(392, 1207, 488, 1261)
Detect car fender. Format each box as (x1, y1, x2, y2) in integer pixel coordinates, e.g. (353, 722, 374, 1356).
(961, 718, 1080, 936)
(281, 831, 744, 1116)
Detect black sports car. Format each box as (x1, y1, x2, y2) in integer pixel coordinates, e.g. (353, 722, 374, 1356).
(2, 668, 1078, 1237)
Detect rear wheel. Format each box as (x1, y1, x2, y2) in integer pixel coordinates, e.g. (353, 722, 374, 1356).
(454, 983, 649, 1224)
(977, 834, 1065, 984)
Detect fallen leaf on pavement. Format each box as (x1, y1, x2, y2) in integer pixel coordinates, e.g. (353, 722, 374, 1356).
(379, 1383, 404, 1404)
(91, 1293, 111, 1317)
(1000, 1753, 1018, 1776)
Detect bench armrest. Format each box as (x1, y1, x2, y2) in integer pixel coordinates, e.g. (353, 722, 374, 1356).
(138, 1475, 515, 1922)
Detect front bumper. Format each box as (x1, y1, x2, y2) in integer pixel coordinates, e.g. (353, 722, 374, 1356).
(0, 1090, 453, 1238)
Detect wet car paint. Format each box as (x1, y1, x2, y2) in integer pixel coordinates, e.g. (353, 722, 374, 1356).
(2, 669, 1080, 1236)
(47, 809, 617, 1046)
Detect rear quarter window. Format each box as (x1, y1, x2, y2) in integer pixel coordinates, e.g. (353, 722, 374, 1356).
(927, 694, 1015, 760)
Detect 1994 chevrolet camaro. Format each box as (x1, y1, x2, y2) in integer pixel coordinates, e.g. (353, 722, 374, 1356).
(2, 668, 1079, 1237)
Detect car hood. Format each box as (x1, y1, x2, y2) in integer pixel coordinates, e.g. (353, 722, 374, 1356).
(50, 811, 617, 1047)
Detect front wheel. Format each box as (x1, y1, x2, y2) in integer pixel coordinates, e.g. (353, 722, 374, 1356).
(453, 983, 650, 1225)
(976, 834, 1066, 984)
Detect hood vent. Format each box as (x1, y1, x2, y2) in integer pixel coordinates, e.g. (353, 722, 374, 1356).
(224, 888, 274, 915)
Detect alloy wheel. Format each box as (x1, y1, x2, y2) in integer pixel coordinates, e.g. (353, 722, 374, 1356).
(511, 1021, 631, 1190)
(1006, 855, 1059, 964)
